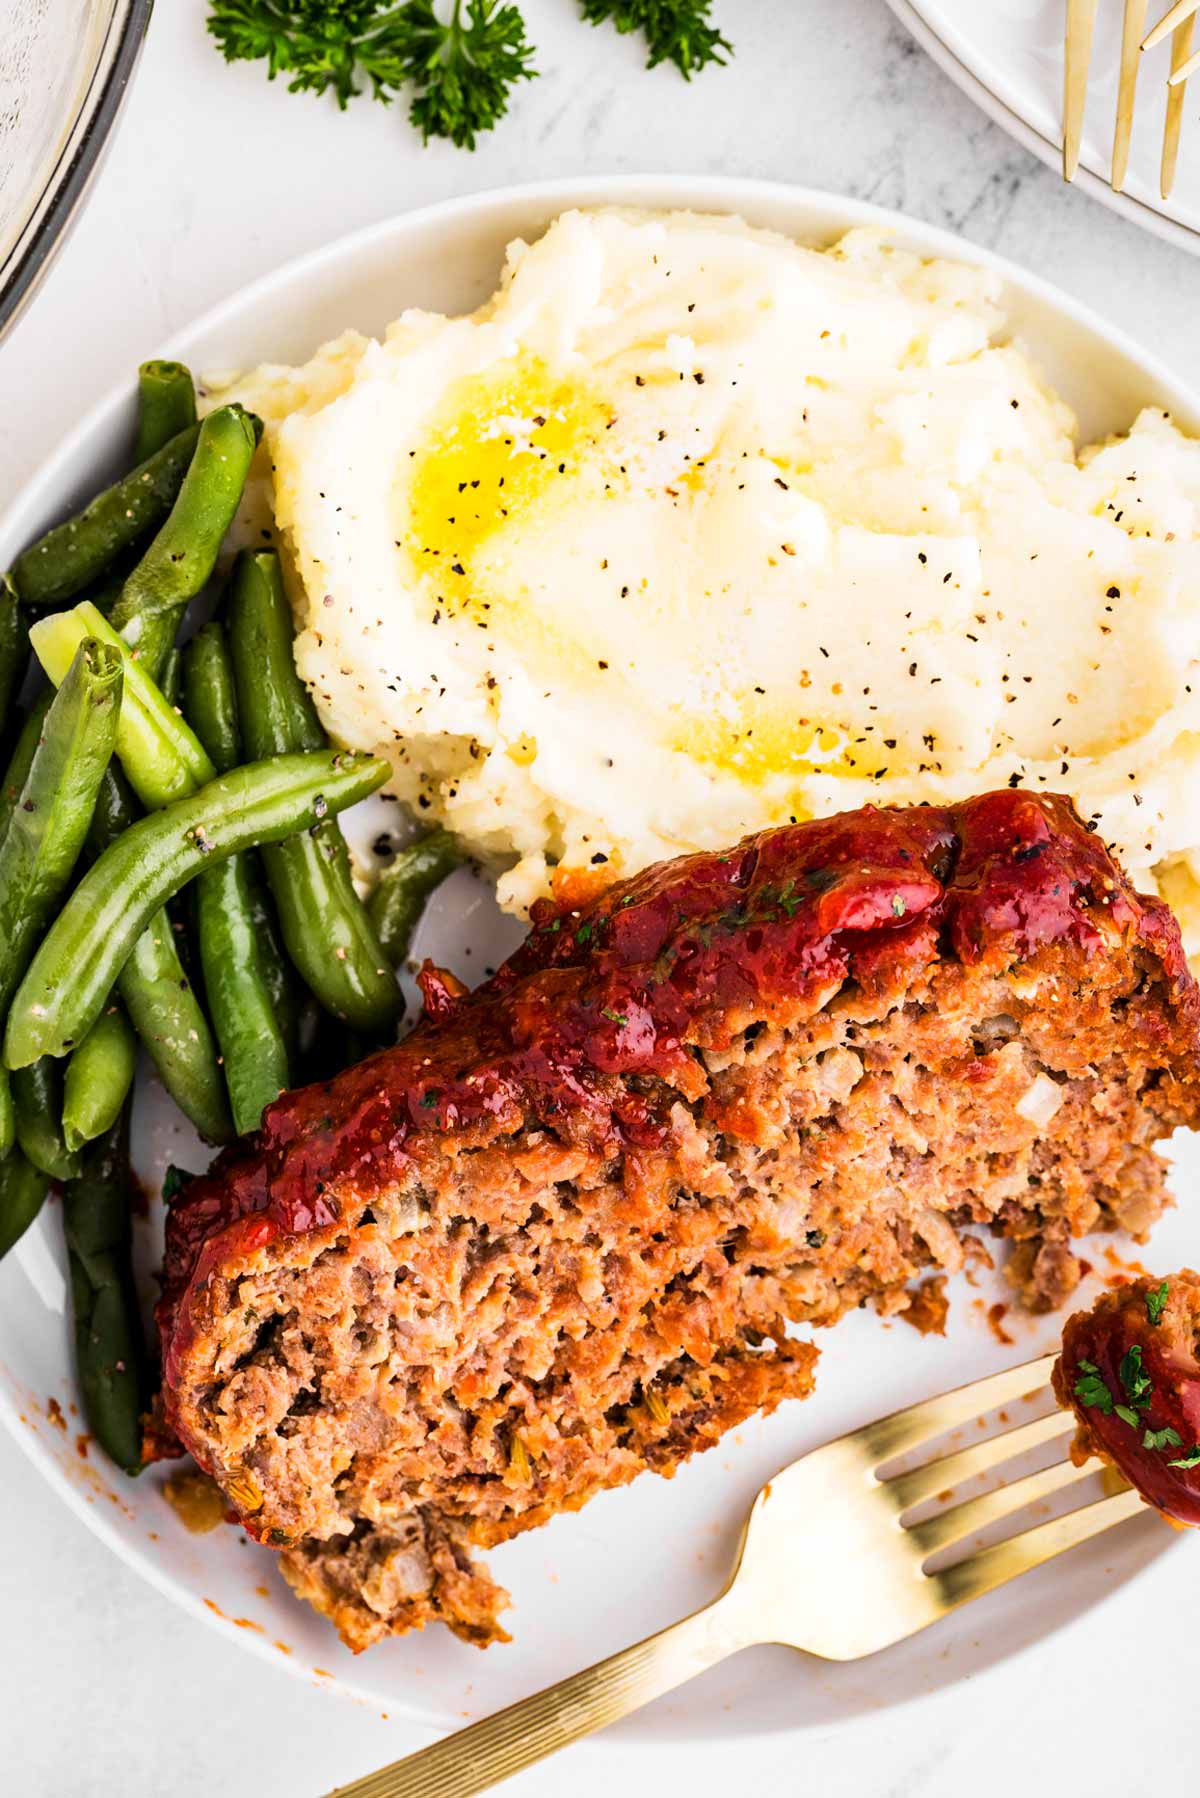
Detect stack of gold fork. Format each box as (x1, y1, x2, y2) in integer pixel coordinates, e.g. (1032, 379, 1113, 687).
(1066, 0, 1200, 196)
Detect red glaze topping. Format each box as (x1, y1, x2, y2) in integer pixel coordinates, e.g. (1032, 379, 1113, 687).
(1057, 1274, 1200, 1526)
(158, 790, 1187, 1415)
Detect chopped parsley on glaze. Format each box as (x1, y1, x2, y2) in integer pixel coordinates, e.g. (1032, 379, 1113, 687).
(1146, 1279, 1170, 1325)
(1073, 1361, 1114, 1414)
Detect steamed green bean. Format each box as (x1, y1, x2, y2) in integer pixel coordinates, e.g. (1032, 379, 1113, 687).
(5, 749, 389, 1067)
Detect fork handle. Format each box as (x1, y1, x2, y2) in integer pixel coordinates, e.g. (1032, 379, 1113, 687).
(331, 1589, 750, 1798)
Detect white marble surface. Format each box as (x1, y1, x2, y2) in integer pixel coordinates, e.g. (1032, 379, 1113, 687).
(3, 1, 1200, 1790)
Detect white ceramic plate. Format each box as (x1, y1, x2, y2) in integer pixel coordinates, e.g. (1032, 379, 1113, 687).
(888, 0, 1200, 254)
(2, 176, 1198, 1749)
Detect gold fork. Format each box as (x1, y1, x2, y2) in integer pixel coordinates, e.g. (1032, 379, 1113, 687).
(332, 1353, 1146, 1798)
(1144, 1, 1199, 194)
(1065, 0, 1195, 197)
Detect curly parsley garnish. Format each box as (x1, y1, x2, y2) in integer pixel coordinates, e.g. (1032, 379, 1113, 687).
(1146, 1280, 1170, 1326)
(1073, 1360, 1114, 1414)
(578, 0, 730, 78)
(209, 0, 536, 148)
(208, 0, 731, 148)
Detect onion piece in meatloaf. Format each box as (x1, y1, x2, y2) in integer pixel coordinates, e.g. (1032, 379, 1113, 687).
(155, 791, 1200, 1652)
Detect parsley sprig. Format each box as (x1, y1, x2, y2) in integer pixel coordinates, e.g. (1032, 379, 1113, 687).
(208, 0, 537, 148)
(208, 0, 731, 148)
(1146, 1279, 1170, 1326)
(578, 0, 731, 78)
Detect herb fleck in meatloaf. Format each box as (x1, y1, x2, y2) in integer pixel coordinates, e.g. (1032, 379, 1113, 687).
(155, 791, 1200, 1651)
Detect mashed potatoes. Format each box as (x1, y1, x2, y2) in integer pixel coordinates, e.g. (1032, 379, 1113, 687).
(220, 208, 1200, 945)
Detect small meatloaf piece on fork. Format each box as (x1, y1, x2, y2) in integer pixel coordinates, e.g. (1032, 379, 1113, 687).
(1055, 1270, 1200, 1526)
(155, 791, 1200, 1651)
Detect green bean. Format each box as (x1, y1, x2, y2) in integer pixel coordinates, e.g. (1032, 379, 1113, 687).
(8, 405, 263, 614)
(368, 829, 464, 967)
(0, 690, 51, 851)
(245, 857, 307, 1057)
(11, 1059, 80, 1181)
(5, 748, 389, 1067)
(0, 638, 122, 1017)
(118, 916, 232, 1142)
(0, 1150, 49, 1262)
(134, 360, 197, 463)
(62, 1005, 137, 1153)
(86, 765, 233, 1145)
(228, 551, 400, 1033)
(8, 424, 201, 608)
(158, 643, 182, 709)
(265, 806, 400, 1031)
(183, 622, 290, 1135)
(227, 549, 325, 752)
(0, 577, 27, 728)
(195, 857, 289, 1135)
(85, 761, 133, 857)
(111, 407, 258, 680)
(62, 1110, 146, 1475)
(0, 1065, 12, 1160)
(31, 601, 214, 810)
(37, 609, 284, 1136)
(182, 620, 241, 772)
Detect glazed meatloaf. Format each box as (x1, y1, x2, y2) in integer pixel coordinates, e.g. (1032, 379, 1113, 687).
(1055, 1270, 1200, 1526)
(156, 790, 1200, 1651)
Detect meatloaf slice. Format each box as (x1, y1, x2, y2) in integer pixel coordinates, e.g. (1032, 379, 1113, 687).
(156, 791, 1200, 1652)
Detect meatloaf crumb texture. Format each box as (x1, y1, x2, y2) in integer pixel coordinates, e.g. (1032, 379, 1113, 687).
(156, 792, 1200, 1651)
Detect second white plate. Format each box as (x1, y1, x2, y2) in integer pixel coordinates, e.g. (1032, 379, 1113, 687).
(889, 0, 1200, 254)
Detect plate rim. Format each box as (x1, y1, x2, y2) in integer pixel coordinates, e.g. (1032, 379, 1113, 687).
(884, 0, 1200, 258)
(1, 169, 1196, 1727)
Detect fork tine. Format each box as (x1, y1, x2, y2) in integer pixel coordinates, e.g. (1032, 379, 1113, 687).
(1162, 13, 1196, 194)
(881, 1406, 1073, 1511)
(1064, 0, 1100, 180)
(906, 1449, 1101, 1555)
(851, 1352, 1056, 1464)
(932, 1486, 1146, 1610)
(1144, 0, 1199, 50)
(1113, 0, 1149, 189)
